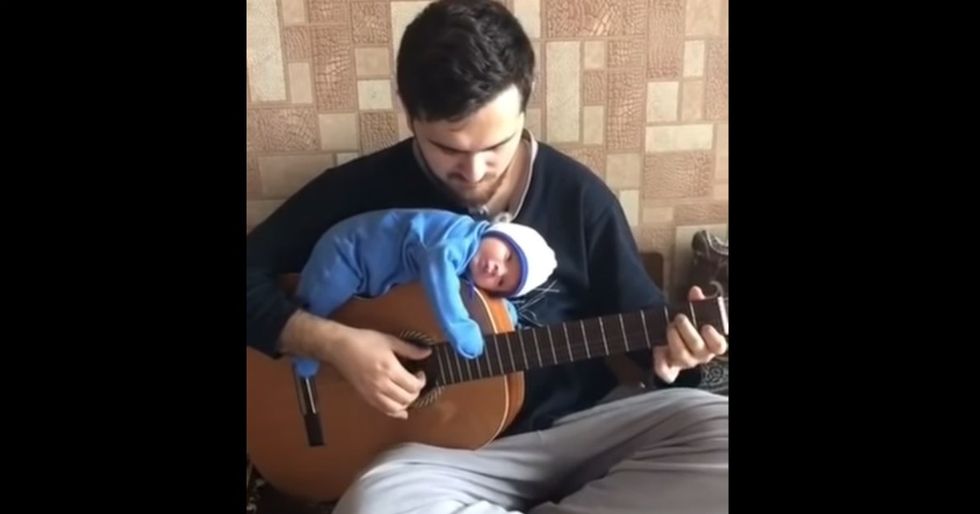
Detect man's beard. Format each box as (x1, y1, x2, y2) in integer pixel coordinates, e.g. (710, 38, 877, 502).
(445, 170, 508, 207)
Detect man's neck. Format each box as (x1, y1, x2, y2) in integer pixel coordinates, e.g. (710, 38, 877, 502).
(480, 138, 527, 218)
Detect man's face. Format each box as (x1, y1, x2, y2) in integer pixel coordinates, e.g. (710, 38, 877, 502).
(410, 85, 526, 207)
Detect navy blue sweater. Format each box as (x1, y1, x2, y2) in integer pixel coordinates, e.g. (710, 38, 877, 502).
(246, 136, 665, 435)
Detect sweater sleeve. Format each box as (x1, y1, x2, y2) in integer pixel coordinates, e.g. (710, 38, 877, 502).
(417, 244, 486, 359)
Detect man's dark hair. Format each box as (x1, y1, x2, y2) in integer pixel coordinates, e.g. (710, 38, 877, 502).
(396, 0, 535, 122)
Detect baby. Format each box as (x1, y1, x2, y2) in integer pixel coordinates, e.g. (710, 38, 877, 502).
(293, 208, 557, 373)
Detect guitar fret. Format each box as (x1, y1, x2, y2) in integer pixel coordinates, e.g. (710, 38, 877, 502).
(532, 329, 543, 367)
(494, 336, 504, 376)
(435, 348, 448, 385)
(563, 324, 573, 361)
(453, 348, 464, 382)
(505, 333, 516, 374)
(465, 355, 474, 380)
(474, 350, 483, 378)
(518, 331, 529, 370)
(598, 316, 609, 356)
(689, 303, 697, 327)
(546, 326, 557, 364)
(641, 310, 652, 349)
(580, 320, 590, 358)
(618, 314, 629, 351)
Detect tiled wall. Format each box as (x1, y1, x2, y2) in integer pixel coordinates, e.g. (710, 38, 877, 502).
(247, 0, 728, 300)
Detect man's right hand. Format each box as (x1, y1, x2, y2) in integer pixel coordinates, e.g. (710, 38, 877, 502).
(279, 310, 431, 419)
(325, 327, 431, 419)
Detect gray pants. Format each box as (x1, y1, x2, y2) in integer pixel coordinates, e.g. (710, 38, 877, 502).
(333, 388, 728, 514)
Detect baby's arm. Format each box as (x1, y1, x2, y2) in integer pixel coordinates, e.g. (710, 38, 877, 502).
(418, 244, 485, 359)
(295, 238, 362, 319)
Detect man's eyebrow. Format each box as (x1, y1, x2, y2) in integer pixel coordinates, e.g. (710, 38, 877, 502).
(427, 129, 519, 153)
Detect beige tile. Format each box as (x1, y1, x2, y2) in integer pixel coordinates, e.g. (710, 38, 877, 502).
(546, 41, 581, 143)
(648, 0, 685, 79)
(355, 47, 391, 77)
(675, 203, 728, 224)
(715, 123, 728, 180)
(397, 112, 412, 141)
(247, 153, 262, 199)
(608, 39, 645, 68)
(247, 200, 284, 233)
(606, 153, 642, 189)
(258, 154, 335, 198)
(352, 2, 391, 45)
(528, 40, 542, 108)
(391, 1, 431, 56)
(681, 80, 704, 121)
(683, 40, 705, 77)
(288, 62, 313, 104)
(357, 79, 393, 110)
(525, 108, 542, 139)
(246, 0, 286, 102)
(712, 183, 728, 200)
(566, 147, 605, 177)
(647, 82, 679, 123)
(582, 106, 605, 145)
(318, 113, 359, 151)
(618, 189, 640, 227)
(514, 0, 540, 39)
(645, 124, 713, 153)
(337, 152, 359, 165)
(643, 206, 675, 224)
(685, 0, 723, 37)
(283, 27, 311, 61)
(281, 0, 307, 25)
(583, 41, 606, 70)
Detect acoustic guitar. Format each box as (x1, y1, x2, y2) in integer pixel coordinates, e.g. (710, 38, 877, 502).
(245, 276, 729, 503)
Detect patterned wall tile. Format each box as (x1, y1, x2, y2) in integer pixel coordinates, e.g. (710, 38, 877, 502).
(545, 0, 646, 37)
(247, 108, 320, 152)
(247, 0, 728, 255)
(283, 27, 312, 61)
(607, 69, 645, 150)
(360, 111, 398, 152)
(642, 152, 713, 199)
(705, 39, 728, 120)
(352, 2, 391, 44)
(647, 0, 685, 79)
(313, 25, 356, 111)
(608, 39, 645, 69)
(310, 0, 351, 24)
(583, 71, 606, 105)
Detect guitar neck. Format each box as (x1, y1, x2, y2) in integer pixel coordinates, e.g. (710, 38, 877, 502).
(429, 297, 728, 387)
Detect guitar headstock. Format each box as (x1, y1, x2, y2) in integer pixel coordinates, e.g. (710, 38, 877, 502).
(688, 296, 729, 336)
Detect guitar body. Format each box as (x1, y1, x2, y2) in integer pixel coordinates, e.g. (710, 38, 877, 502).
(245, 281, 524, 503)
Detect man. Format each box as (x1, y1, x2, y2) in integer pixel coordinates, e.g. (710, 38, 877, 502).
(246, 0, 728, 512)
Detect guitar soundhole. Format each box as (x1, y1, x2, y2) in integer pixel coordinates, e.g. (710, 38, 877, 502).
(397, 329, 444, 410)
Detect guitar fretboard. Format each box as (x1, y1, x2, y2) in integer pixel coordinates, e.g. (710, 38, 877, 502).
(429, 297, 727, 386)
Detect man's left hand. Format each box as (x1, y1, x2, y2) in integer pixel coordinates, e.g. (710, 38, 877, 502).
(653, 286, 728, 384)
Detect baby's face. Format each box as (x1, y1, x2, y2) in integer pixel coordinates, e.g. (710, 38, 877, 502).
(469, 236, 521, 296)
